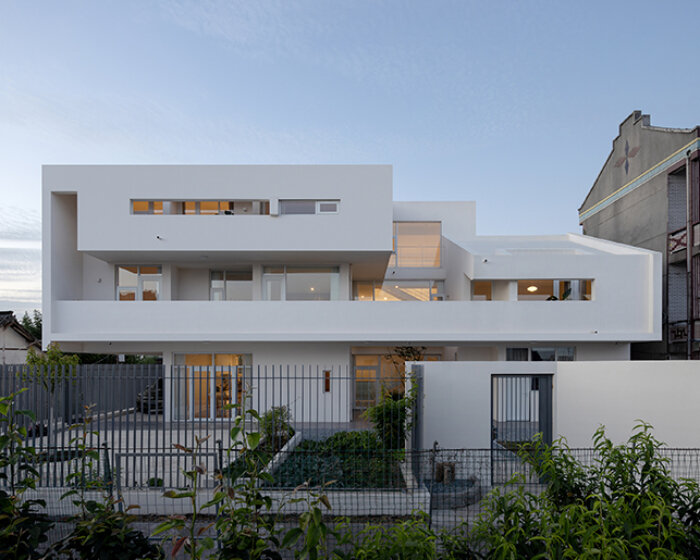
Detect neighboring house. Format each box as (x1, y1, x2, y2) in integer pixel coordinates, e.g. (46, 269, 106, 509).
(0, 311, 41, 365)
(43, 165, 661, 420)
(579, 111, 700, 359)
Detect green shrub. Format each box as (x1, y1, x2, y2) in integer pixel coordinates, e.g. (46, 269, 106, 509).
(260, 406, 294, 452)
(269, 431, 403, 489)
(364, 372, 417, 450)
(53, 499, 162, 559)
(0, 390, 54, 560)
(350, 515, 437, 560)
(55, 405, 162, 560)
(0, 493, 53, 560)
(465, 423, 700, 559)
(323, 430, 382, 453)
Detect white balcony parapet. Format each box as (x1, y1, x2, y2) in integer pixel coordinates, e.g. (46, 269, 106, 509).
(52, 300, 658, 343)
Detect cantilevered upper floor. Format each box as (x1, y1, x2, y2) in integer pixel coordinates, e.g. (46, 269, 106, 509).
(42, 165, 661, 349)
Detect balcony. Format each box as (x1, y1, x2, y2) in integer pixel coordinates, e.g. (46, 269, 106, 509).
(51, 299, 657, 344)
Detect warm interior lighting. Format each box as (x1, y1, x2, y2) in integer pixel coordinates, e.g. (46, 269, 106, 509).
(527, 286, 538, 292)
(310, 287, 315, 292)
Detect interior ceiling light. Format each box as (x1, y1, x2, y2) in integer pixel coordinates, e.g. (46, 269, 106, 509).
(527, 285, 538, 292)
(310, 287, 315, 292)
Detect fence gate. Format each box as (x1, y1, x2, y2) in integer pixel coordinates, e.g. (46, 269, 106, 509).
(491, 374, 553, 484)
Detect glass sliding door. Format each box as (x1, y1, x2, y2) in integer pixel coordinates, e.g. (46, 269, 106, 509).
(263, 266, 340, 300)
(354, 356, 380, 415)
(176, 353, 251, 420)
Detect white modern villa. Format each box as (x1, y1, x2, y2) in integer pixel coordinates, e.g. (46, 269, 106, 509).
(42, 165, 661, 422)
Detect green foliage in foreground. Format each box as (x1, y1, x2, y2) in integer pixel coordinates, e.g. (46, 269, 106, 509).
(466, 422, 700, 559)
(3, 380, 700, 559)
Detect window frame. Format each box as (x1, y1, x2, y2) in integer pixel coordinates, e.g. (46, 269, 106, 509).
(389, 221, 442, 268)
(262, 265, 340, 301)
(506, 346, 576, 361)
(517, 279, 594, 301)
(209, 270, 253, 301)
(279, 199, 341, 215)
(353, 280, 444, 301)
(115, 265, 162, 301)
(316, 200, 339, 214)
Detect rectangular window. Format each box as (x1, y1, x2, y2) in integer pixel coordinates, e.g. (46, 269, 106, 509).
(116, 265, 162, 301)
(472, 281, 492, 301)
(580, 280, 593, 301)
(317, 201, 338, 213)
(324, 370, 331, 393)
(506, 347, 529, 361)
(210, 270, 253, 301)
(518, 280, 555, 300)
(389, 222, 441, 268)
(132, 200, 164, 214)
(353, 280, 443, 301)
(280, 200, 316, 214)
(199, 201, 220, 215)
(130, 199, 270, 215)
(132, 200, 150, 214)
(279, 200, 340, 215)
(518, 280, 593, 301)
(531, 347, 556, 361)
(263, 266, 340, 300)
(507, 347, 575, 361)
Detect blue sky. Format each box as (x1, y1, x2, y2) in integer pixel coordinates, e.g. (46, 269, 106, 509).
(1, 0, 699, 316)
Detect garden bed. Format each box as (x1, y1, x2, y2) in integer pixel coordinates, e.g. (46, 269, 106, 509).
(265, 430, 406, 490)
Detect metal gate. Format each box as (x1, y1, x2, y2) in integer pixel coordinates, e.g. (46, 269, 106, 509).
(491, 374, 553, 484)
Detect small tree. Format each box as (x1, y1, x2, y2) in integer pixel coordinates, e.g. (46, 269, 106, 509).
(26, 343, 79, 390)
(0, 390, 54, 558)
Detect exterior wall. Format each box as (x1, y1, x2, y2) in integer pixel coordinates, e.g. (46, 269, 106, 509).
(443, 239, 472, 301)
(51, 298, 657, 345)
(393, 201, 476, 240)
(174, 268, 209, 301)
(572, 342, 629, 360)
(419, 361, 700, 450)
(579, 112, 700, 359)
(159, 342, 352, 423)
(44, 165, 661, 362)
(0, 328, 36, 364)
(556, 361, 700, 447)
(418, 361, 556, 449)
(44, 165, 393, 256)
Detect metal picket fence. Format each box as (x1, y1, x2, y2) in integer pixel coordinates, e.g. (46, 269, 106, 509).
(4, 363, 700, 547)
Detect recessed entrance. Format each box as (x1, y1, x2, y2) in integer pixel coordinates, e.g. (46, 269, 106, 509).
(174, 353, 251, 419)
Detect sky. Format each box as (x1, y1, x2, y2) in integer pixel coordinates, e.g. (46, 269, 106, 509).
(1, 0, 700, 317)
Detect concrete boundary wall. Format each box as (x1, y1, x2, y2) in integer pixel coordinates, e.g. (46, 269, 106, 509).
(417, 361, 700, 449)
(556, 361, 700, 448)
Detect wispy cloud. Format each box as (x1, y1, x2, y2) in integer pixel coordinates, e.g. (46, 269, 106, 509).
(0, 206, 41, 314)
(0, 246, 41, 313)
(0, 205, 40, 241)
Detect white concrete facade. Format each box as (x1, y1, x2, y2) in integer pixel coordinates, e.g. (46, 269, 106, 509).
(418, 361, 700, 449)
(43, 165, 661, 420)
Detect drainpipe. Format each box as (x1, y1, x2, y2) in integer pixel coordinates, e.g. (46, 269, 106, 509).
(686, 150, 693, 360)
